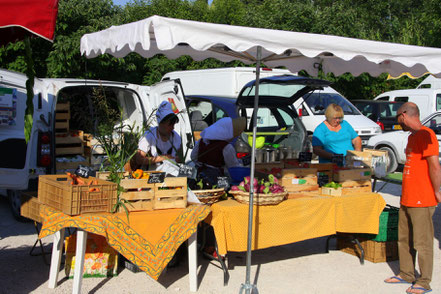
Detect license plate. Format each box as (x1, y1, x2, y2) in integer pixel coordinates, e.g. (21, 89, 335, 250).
(393, 124, 402, 130)
(362, 140, 368, 145)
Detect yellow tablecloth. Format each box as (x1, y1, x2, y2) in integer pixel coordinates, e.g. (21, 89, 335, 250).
(39, 204, 210, 280)
(208, 193, 385, 256)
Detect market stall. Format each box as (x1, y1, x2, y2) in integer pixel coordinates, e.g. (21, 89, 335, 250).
(208, 193, 385, 256)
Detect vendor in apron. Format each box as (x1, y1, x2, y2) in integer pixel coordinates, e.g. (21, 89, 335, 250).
(191, 117, 246, 180)
(134, 101, 181, 170)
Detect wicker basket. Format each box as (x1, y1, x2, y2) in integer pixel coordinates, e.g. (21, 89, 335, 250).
(230, 189, 287, 205)
(193, 188, 225, 205)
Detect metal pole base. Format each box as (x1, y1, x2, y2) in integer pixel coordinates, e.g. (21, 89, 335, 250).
(239, 283, 258, 294)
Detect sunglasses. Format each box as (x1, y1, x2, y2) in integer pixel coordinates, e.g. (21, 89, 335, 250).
(396, 111, 406, 119)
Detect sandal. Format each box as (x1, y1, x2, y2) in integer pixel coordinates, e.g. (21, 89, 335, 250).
(406, 285, 432, 294)
(384, 276, 411, 284)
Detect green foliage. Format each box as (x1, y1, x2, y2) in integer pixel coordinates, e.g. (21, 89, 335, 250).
(1, 0, 441, 99)
(24, 38, 34, 143)
(91, 86, 145, 215)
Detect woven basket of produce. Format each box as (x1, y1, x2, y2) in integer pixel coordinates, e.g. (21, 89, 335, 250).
(229, 190, 287, 206)
(193, 188, 225, 205)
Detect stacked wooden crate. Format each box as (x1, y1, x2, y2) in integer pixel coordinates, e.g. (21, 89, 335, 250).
(55, 102, 89, 171)
(55, 102, 70, 135)
(321, 167, 372, 196)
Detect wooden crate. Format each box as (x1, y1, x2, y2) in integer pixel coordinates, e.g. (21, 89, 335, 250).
(119, 200, 154, 212)
(56, 158, 90, 171)
(55, 102, 70, 134)
(38, 175, 117, 215)
(340, 180, 372, 195)
(338, 236, 398, 263)
(287, 190, 321, 199)
(154, 177, 187, 210)
(281, 168, 318, 191)
(333, 168, 371, 182)
(254, 162, 285, 171)
(20, 191, 42, 223)
(55, 131, 85, 156)
(321, 186, 343, 196)
(322, 180, 372, 196)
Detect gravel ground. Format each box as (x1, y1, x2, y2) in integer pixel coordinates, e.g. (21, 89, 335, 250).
(1, 181, 440, 294)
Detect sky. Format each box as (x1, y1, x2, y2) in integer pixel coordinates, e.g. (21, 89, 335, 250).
(113, 0, 213, 6)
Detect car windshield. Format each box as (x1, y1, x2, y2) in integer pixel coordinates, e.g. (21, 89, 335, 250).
(303, 92, 360, 115)
(239, 106, 305, 152)
(354, 101, 403, 119)
(241, 83, 307, 98)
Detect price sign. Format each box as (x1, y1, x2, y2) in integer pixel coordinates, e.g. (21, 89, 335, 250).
(298, 152, 312, 162)
(332, 154, 344, 166)
(242, 154, 252, 166)
(75, 165, 93, 178)
(317, 174, 329, 187)
(217, 176, 229, 189)
(178, 164, 197, 179)
(147, 172, 166, 184)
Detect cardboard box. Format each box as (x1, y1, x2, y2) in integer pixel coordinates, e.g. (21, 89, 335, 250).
(346, 149, 388, 177)
(333, 168, 371, 182)
(65, 232, 118, 278)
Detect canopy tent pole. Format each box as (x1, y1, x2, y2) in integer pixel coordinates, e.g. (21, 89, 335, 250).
(240, 46, 262, 294)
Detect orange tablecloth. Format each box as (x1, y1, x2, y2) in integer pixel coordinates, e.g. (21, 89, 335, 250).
(208, 193, 385, 256)
(39, 204, 210, 280)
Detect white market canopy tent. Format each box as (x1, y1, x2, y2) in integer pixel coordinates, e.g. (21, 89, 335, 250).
(81, 15, 441, 78)
(80, 15, 441, 293)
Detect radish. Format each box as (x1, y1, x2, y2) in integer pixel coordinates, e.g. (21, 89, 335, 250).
(231, 185, 240, 191)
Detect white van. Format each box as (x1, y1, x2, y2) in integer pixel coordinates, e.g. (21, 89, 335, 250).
(162, 67, 296, 97)
(374, 88, 441, 121)
(0, 69, 192, 219)
(293, 87, 382, 145)
(417, 75, 441, 89)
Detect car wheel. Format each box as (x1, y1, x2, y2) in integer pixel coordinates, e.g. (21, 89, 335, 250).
(379, 146, 398, 174)
(7, 190, 28, 222)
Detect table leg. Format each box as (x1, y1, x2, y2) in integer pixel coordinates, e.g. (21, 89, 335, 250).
(48, 228, 65, 289)
(188, 231, 198, 292)
(72, 229, 87, 294)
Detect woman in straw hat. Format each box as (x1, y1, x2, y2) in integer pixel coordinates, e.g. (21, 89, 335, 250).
(134, 101, 182, 170)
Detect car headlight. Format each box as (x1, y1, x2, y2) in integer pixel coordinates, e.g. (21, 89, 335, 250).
(374, 127, 382, 134)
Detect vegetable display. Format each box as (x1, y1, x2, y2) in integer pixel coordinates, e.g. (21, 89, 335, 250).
(231, 174, 285, 194)
(323, 181, 342, 189)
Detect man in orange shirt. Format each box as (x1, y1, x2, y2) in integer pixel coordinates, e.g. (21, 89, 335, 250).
(384, 103, 441, 294)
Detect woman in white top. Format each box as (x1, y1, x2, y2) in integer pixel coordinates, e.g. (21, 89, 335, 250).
(135, 101, 181, 170)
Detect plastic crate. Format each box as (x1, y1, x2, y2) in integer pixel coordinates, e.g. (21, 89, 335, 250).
(38, 175, 117, 215)
(359, 205, 399, 242)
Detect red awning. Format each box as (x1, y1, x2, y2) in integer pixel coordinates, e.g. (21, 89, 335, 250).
(0, 0, 59, 46)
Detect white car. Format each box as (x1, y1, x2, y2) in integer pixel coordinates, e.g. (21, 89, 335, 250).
(367, 111, 441, 173)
